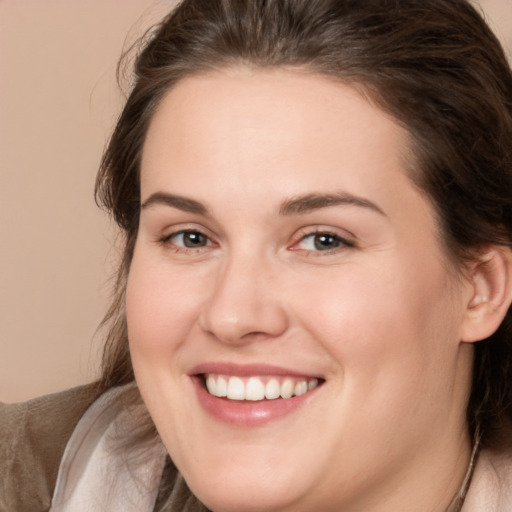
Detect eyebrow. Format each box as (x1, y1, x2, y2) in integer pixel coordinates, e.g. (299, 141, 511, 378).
(279, 192, 386, 216)
(140, 190, 385, 217)
(141, 192, 209, 216)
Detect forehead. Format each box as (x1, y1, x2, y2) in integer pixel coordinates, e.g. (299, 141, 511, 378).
(140, 68, 413, 207)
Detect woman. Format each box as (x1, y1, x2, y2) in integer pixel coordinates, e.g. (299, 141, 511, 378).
(2, 0, 512, 511)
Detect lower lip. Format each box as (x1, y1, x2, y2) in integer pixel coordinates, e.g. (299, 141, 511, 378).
(192, 377, 319, 427)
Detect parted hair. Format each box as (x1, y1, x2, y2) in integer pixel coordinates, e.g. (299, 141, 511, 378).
(96, 0, 512, 451)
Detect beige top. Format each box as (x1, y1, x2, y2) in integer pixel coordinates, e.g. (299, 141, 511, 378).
(2, 384, 512, 512)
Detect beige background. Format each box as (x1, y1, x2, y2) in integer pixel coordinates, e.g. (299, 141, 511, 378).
(1, 0, 511, 403)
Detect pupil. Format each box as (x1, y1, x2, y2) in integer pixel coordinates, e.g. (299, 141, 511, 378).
(184, 232, 205, 247)
(314, 234, 338, 250)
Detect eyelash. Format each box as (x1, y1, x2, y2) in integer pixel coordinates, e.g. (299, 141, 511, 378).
(292, 230, 355, 254)
(159, 228, 355, 256)
(160, 230, 215, 254)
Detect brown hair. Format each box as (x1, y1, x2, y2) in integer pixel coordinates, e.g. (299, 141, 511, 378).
(96, 0, 512, 449)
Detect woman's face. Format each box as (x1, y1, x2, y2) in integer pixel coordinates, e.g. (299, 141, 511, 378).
(127, 69, 474, 512)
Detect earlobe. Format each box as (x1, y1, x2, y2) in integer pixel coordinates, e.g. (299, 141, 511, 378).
(461, 246, 512, 343)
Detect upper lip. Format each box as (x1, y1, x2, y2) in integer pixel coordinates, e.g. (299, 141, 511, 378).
(188, 362, 323, 379)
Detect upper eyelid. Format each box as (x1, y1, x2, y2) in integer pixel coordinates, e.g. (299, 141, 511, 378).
(294, 232, 354, 248)
(156, 224, 356, 249)
(171, 230, 214, 246)
(293, 226, 356, 243)
(162, 228, 215, 243)
(160, 223, 215, 237)
(301, 231, 352, 241)
(158, 229, 217, 255)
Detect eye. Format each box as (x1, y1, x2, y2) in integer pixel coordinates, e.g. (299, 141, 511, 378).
(294, 231, 354, 252)
(165, 230, 213, 249)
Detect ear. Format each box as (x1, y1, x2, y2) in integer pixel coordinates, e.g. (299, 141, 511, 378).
(461, 246, 512, 343)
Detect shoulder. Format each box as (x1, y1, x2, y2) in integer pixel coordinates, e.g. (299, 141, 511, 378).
(0, 384, 100, 512)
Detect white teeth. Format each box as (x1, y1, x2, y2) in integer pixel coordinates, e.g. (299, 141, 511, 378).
(216, 376, 228, 397)
(294, 380, 308, 396)
(280, 378, 294, 399)
(227, 376, 245, 400)
(206, 375, 216, 396)
(265, 378, 281, 399)
(206, 374, 320, 401)
(246, 377, 265, 401)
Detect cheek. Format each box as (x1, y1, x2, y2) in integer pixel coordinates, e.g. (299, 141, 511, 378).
(125, 251, 206, 435)
(125, 251, 204, 371)
(295, 255, 462, 392)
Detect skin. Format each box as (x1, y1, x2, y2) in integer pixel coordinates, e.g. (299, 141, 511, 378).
(127, 69, 477, 512)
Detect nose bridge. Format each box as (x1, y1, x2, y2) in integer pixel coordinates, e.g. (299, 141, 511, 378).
(200, 247, 288, 344)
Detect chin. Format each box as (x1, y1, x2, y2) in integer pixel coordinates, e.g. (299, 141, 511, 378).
(183, 465, 308, 512)
(194, 487, 300, 512)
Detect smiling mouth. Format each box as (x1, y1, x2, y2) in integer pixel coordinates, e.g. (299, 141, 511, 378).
(203, 374, 321, 401)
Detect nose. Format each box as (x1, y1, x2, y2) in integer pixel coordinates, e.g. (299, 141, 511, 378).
(199, 252, 289, 345)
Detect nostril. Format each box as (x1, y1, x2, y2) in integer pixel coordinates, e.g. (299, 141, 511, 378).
(198, 308, 289, 345)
